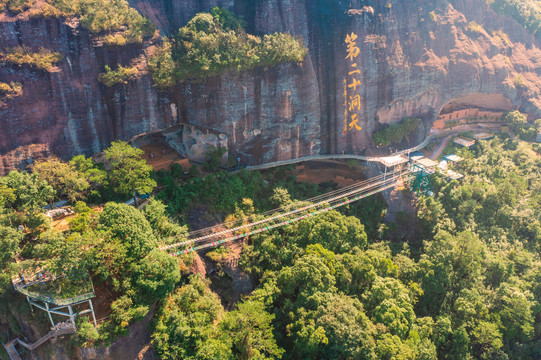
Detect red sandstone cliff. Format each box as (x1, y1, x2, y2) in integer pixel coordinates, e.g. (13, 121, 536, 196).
(1, 0, 540, 174)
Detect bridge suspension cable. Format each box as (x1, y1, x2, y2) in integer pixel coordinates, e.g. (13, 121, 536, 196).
(167, 170, 396, 242)
(160, 169, 410, 251)
(164, 169, 414, 256)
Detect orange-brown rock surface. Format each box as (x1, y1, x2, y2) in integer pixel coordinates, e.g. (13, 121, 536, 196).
(1, 0, 540, 174)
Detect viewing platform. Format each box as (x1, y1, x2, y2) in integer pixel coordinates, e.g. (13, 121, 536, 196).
(12, 269, 97, 329)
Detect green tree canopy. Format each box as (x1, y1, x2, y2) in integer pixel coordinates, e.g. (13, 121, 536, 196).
(103, 141, 156, 202)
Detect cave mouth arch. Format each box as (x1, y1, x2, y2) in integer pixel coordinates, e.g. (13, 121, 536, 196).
(431, 93, 514, 133)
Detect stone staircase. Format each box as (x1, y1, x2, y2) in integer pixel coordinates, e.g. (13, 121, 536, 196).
(3, 327, 75, 359)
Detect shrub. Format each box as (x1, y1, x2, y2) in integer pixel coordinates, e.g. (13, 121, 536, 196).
(103, 33, 128, 46)
(373, 117, 420, 147)
(148, 7, 307, 87)
(98, 64, 138, 87)
(148, 40, 176, 88)
(492, 29, 510, 46)
(0, 82, 22, 98)
(28, 2, 62, 18)
(1, 46, 63, 71)
(467, 21, 485, 36)
(17, 0, 156, 45)
(1, 0, 36, 13)
(206, 247, 231, 262)
(490, 0, 541, 40)
(77, 0, 155, 42)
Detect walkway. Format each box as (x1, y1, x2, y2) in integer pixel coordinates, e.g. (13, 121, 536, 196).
(164, 167, 418, 256)
(243, 135, 435, 172)
(3, 327, 75, 359)
(431, 135, 452, 160)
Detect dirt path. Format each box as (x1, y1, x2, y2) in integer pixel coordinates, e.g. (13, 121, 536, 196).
(85, 302, 157, 360)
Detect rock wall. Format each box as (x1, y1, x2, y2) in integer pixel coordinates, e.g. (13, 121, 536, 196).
(1, 0, 541, 174)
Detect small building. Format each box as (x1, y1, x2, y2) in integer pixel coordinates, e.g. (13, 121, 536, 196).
(454, 137, 475, 147)
(415, 157, 439, 169)
(408, 151, 425, 162)
(473, 132, 495, 141)
(378, 154, 410, 168)
(536, 132, 541, 143)
(443, 154, 463, 163)
(445, 170, 464, 180)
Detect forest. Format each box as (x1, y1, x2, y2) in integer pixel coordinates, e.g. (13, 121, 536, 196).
(0, 130, 540, 359)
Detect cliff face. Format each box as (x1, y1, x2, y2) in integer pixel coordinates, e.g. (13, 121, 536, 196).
(1, 0, 540, 173)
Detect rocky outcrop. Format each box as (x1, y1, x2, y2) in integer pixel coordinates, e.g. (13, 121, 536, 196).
(1, 0, 541, 174)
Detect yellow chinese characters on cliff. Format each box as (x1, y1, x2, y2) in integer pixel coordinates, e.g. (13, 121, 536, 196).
(343, 32, 362, 135)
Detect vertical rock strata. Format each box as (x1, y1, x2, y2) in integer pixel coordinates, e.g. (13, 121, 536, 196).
(0, 0, 540, 173)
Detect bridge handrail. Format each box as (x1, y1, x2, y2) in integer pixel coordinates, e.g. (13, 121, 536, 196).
(16, 327, 75, 351)
(15, 286, 95, 306)
(243, 135, 436, 172)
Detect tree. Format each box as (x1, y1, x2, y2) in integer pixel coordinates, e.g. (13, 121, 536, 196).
(220, 300, 284, 359)
(1, 170, 55, 212)
(133, 249, 181, 300)
(152, 275, 231, 360)
(0, 184, 15, 208)
(103, 141, 156, 204)
(142, 198, 187, 240)
(69, 155, 108, 189)
(363, 277, 416, 339)
(314, 294, 378, 359)
(33, 157, 90, 203)
(0, 225, 22, 268)
(98, 202, 157, 260)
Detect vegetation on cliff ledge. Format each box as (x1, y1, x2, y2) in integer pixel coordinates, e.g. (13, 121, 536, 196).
(0, 81, 22, 98)
(0, 0, 35, 13)
(98, 64, 138, 87)
(373, 117, 420, 147)
(148, 7, 307, 88)
(487, 0, 541, 39)
(1, 0, 155, 45)
(0, 46, 63, 71)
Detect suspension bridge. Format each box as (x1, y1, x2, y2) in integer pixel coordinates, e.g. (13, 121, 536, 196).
(160, 160, 432, 256)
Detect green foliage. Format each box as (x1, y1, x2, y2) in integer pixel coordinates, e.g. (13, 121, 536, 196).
(98, 202, 157, 260)
(33, 157, 90, 203)
(108, 295, 148, 335)
(220, 300, 284, 359)
(142, 198, 187, 241)
(76, 317, 99, 347)
(0, 170, 55, 212)
(148, 40, 176, 88)
(0, 81, 22, 98)
(489, 0, 541, 40)
(148, 8, 307, 87)
(152, 275, 231, 359)
(103, 141, 157, 201)
(0, 225, 22, 268)
(0, 0, 35, 13)
(98, 64, 138, 87)
(503, 110, 539, 141)
(47, 0, 155, 43)
(373, 117, 420, 147)
(1, 46, 63, 71)
(467, 21, 485, 35)
(206, 247, 231, 262)
(203, 146, 227, 172)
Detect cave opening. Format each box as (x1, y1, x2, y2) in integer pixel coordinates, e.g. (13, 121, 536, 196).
(430, 93, 514, 133)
